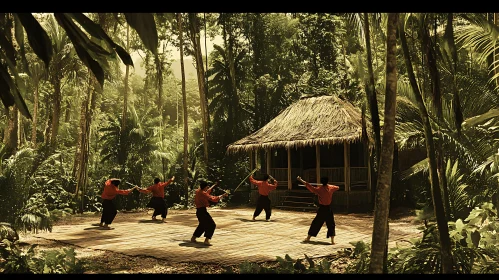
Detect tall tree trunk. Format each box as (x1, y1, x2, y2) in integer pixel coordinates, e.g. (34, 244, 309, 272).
(369, 13, 398, 274)
(224, 15, 239, 139)
(17, 106, 23, 147)
(120, 23, 130, 171)
(49, 76, 62, 150)
(363, 12, 382, 208)
(3, 106, 18, 155)
(251, 13, 266, 129)
(363, 13, 382, 162)
(423, 15, 451, 222)
(155, 47, 165, 122)
(31, 81, 39, 147)
(494, 13, 499, 88)
(178, 13, 189, 208)
(399, 16, 455, 274)
(154, 43, 168, 180)
(64, 99, 71, 123)
(78, 76, 98, 213)
(122, 23, 130, 131)
(188, 13, 210, 164)
(2, 14, 17, 156)
(73, 72, 99, 213)
(73, 71, 91, 196)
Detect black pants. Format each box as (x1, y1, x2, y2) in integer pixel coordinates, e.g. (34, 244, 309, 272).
(253, 195, 271, 220)
(100, 199, 117, 225)
(308, 204, 336, 238)
(193, 207, 216, 239)
(148, 197, 168, 219)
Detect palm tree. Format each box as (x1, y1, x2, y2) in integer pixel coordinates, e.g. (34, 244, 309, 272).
(121, 22, 130, 152)
(369, 12, 398, 274)
(206, 45, 247, 148)
(188, 13, 210, 165)
(362, 13, 382, 164)
(44, 15, 75, 149)
(28, 60, 46, 147)
(398, 13, 455, 274)
(177, 13, 189, 208)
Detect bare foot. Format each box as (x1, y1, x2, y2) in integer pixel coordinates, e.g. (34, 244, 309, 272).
(303, 239, 310, 243)
(161, 219, 167, 223)
(190, 237, 197, 243)
(204, 241, 212, 246)
(152, 216, 157, 221)
(252, 217, 256, 221)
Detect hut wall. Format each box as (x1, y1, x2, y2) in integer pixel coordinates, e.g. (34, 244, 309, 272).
(248, 189, 372, 213)
(248, 190, 288, 207)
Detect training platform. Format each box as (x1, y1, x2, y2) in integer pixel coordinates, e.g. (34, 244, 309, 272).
(30, 207, 421, 265)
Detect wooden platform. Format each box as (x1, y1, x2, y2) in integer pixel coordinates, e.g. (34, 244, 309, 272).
(31, 207, 422, 266)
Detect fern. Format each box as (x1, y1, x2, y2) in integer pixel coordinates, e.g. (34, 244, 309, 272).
(445, 159, 472, 220)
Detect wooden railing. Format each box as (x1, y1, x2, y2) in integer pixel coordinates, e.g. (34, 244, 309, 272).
(269, 167, 369, 190)
(319, 168, 345, 184)
(351, 167, 368, 184)
(270, 168, 301, 186)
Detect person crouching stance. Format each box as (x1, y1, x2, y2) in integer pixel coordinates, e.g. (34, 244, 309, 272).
(99, 178, 136, 229)
(249, 173, 278, 221)
(297, 176, 339, 244)
(136, 176, 175, 223)
(191, 180, 228, 246)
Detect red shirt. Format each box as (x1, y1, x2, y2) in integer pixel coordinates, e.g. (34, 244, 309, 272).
(194, 188, 221, 208)
(304, 183, 339, 206)
(249, 175, 278, 196)
(139, 179, 173, 198)
(101, 180, 132, 200)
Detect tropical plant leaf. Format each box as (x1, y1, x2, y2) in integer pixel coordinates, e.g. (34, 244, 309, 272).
(442, 13, 457, 72)
(0, 69, 14, 108)
(0, 55, 32, 119)
(462, 108, 499, 129)
(13, 14, 31, 76)
(400, 157, 429, 180)
(66, 13, 133, 66)
(0, 33, 16, 63)
(124, 13, 158, 54)
(15, 13, 53, 68)
(54, 13, 104, 86)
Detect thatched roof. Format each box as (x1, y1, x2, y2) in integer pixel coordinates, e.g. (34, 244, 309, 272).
(227, 95, 372, 153)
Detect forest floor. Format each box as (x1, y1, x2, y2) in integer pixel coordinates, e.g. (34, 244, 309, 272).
(12, 206, 420, 274)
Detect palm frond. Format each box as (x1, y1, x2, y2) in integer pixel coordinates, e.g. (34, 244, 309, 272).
(400, 158, 429, 181)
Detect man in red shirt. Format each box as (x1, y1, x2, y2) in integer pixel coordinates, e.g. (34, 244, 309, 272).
(190, 180, 228, 246)
(99, 178, 136, 229)
(249, 173, 278, 221)
(136, 176, 175, 223)
(297, 176, 340, 245)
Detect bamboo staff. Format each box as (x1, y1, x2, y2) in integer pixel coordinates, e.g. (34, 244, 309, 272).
(232, 167, 259, 194)
(123, 181, 139, 191)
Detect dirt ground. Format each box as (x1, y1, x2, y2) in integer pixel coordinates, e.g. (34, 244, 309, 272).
(11, 207, 419, 274)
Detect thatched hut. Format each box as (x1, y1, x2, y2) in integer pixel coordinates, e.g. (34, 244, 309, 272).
(227, 95, 373, 212)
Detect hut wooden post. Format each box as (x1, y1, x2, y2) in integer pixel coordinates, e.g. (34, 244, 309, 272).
(344, 142, 350, 213)
(299, 149, 303, 170)
(266, 148, 271, 176)
(300, 148, 304, 181)
(255, 150, 259, 170)
(249, 150, 254, 172)
(316, 144, 321, 184)
(287, 147, 292, 190)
